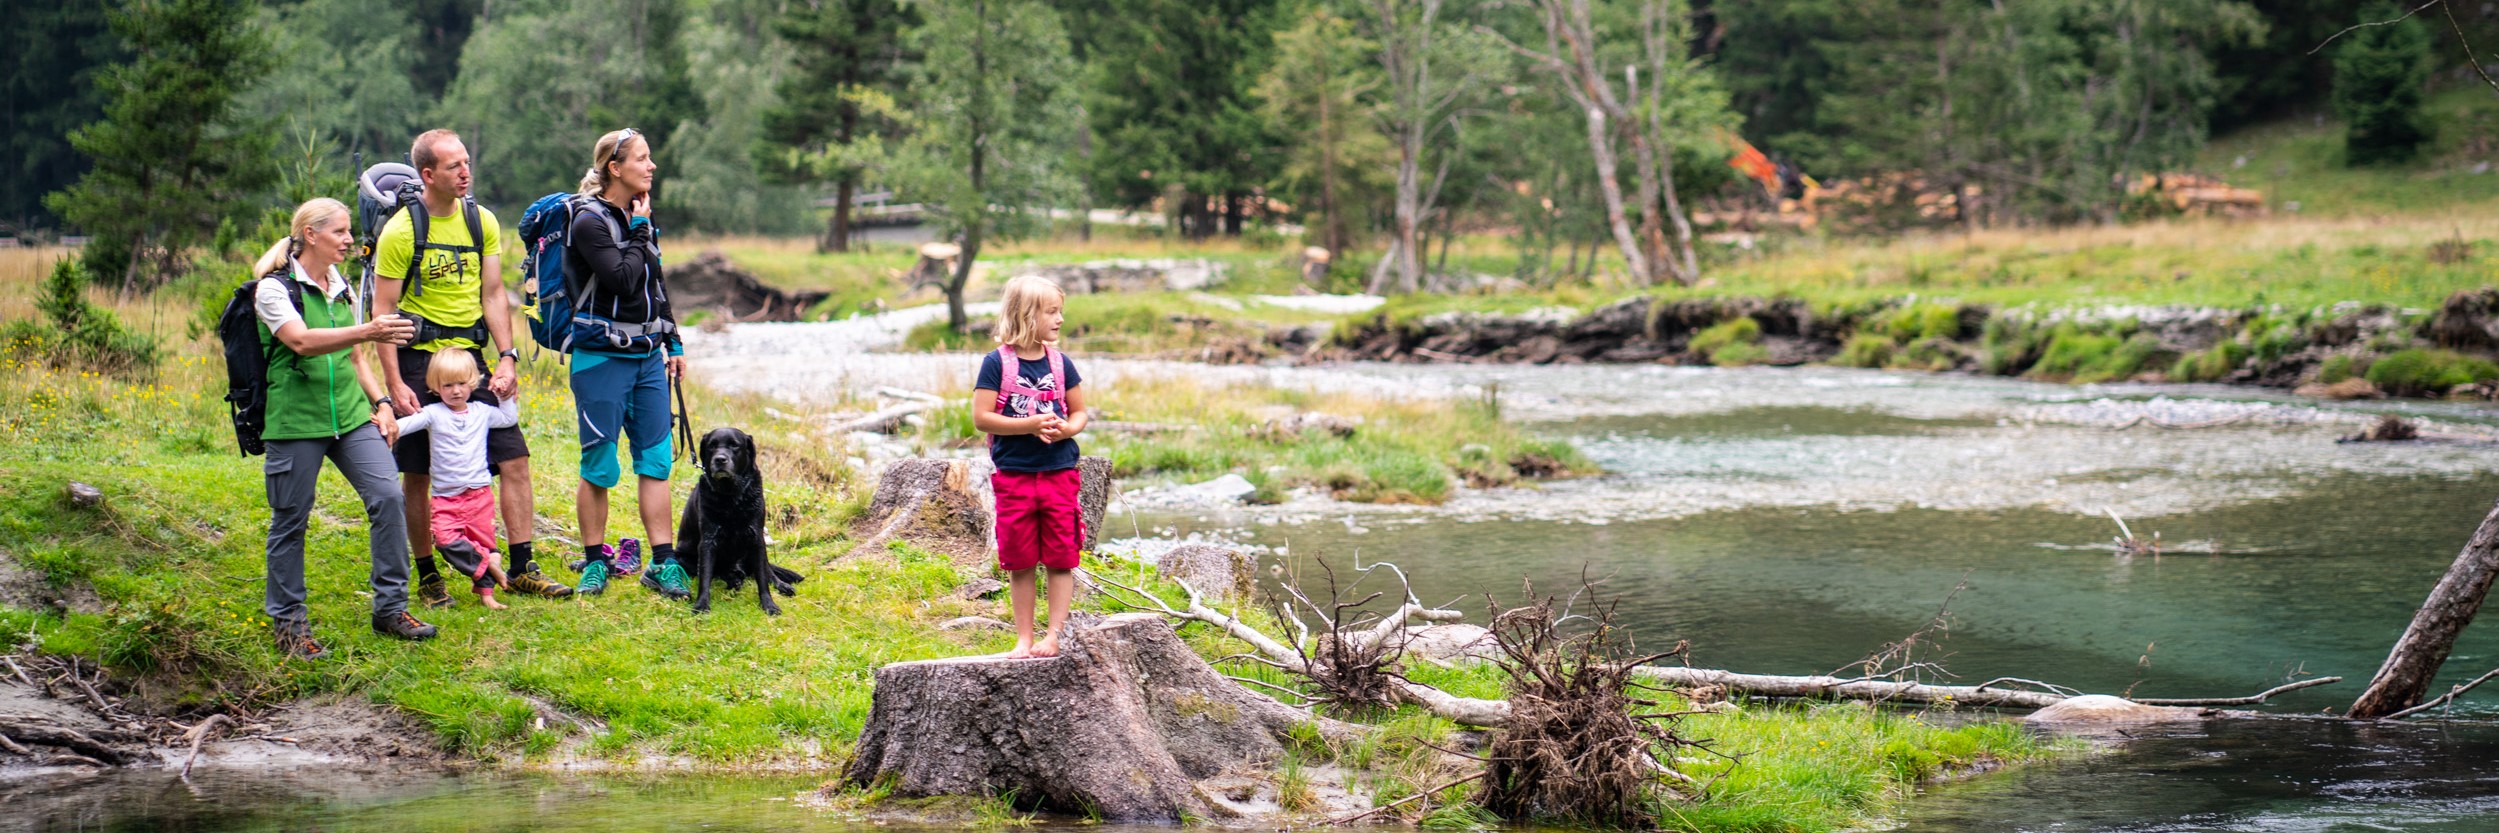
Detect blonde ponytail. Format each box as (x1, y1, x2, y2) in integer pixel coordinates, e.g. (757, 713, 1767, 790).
(577, 128, 641, 197)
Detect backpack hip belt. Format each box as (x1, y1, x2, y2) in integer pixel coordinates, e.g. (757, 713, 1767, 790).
(399, 309, 491, 347)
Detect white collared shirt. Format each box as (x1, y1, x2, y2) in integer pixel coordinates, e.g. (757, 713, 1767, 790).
(253, 258, 362, 334)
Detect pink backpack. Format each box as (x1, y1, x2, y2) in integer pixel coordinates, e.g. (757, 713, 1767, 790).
(990, 345, 1067, 448)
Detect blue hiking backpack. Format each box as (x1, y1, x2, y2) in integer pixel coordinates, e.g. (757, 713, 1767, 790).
(516, 192, 675, 354)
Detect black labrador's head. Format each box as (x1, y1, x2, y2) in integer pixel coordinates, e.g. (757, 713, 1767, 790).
(699, 427, 757, 486)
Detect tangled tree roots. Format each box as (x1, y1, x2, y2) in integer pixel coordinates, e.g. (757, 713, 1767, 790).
(1264, 558, 1413, 714)
(1477, 585, 1709, 828)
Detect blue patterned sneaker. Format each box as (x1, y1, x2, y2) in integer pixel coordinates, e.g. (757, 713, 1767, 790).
(577, 546, 615, 596)
(613, 538, 644, 576)
(640, 558, 692, 599)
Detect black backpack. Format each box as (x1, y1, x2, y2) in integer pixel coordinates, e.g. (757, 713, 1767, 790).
(215, 270, 303, 457)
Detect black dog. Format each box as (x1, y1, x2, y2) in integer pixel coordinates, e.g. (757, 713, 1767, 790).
(676, 427, 802, 614)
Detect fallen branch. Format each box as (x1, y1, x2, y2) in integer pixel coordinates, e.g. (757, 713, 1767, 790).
(0, 721, 129, 766)
(1632, 666, 2071, 708)
(182, 713, 231, 778)
(825, 401, 939, 435)
(2385, 667, 2499, 720)
(1317, 772, 1486, 826)
(1087, 569, 1511, 727)
(2134, 676, 2343, 706)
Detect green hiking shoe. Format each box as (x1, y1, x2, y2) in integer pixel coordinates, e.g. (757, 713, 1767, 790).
(640, 559, 691, 599)
(416, 571, 454, 609)
(577, 558, 612, 597)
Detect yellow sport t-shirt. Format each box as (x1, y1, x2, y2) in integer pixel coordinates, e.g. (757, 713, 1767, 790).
(375, 201, 502, 352)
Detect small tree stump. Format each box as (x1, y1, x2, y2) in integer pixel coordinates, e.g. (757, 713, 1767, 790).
(1077, 456, 1113, 553)
(850, 459, 992, 564)
(845, 613, 1342, 821)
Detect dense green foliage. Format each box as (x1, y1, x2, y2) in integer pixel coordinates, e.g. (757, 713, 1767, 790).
(0, 3, 120, 230)
(757, 0, 914, 251)
(45, 0, 277, 287)
(2332, 1, 2436, 165)
(1077, 0, 1284, 238)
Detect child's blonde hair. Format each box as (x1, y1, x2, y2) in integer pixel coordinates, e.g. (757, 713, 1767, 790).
(426, 349, 482, 390)
(992, 275, 1065, 350)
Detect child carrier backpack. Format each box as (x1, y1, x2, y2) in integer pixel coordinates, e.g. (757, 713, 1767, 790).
(215, 269, 305, 457)
(355, 161, 488, 345)
(988, 345, 1068, 450)
(516, 192, 676, 354)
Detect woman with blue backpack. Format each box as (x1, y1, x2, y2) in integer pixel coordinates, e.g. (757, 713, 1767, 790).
(560, 128, 691, 598)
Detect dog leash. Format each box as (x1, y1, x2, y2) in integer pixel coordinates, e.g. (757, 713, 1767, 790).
(673, 370, 695, 462)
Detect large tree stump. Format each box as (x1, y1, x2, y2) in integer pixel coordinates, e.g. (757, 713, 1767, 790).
(846, 613, 1341, 821)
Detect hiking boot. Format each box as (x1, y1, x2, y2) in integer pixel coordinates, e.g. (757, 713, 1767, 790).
(577, 551, 614, 597)
(416, 571, 454, 609)
(640, 558, 691, 599)
(613, 538, 644, 576)
(370, 610, 438, 641)
(508, 568, 575, 599)
(272, 622, 329, 660)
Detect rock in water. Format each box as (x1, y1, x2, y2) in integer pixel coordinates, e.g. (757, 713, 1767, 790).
(1154, 544, 1253, 602)
(845, 613, 1341, 821)
(2022, 694, 2204, 726)
(850, 459, 992, 564)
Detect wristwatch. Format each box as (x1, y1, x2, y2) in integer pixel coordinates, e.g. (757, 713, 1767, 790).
(373, 396, 395, 411)
(499, 348, 519, 361)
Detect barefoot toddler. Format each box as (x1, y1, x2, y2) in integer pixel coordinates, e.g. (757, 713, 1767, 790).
(395, 350, 518, 608)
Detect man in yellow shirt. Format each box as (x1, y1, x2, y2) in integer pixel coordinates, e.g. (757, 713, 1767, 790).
(374, 129, 571, 604)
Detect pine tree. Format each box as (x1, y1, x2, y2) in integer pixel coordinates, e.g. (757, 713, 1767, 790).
(1080, 0, 1286, 238)
(43, 0, 277, 287)
(2334, 0, 2434, 166)
(900, 0, 1078, 330)
(758, 0, 915, 252)
(0, 2, 121, 230)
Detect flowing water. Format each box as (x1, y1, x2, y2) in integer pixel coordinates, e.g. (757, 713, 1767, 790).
(19, 347, 2499, 830)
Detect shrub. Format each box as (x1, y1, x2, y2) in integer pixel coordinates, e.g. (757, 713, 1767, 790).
(2365, 349, 2499, 396)
(1835, 334, 1894, 368)
(1891, 337, 1961, 372)
(2333, 0, 2434, 166)
(2169, 341, 2250, 383)
(12, 258, 160, 373)
(2031, 327, 2163, 383)
(1710, 341, 1770, 367)
(1688, 316, 1761, 357)
(2317, 353, 2360, 384)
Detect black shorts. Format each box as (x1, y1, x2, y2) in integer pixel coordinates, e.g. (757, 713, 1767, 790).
(392, 345, 531, 475)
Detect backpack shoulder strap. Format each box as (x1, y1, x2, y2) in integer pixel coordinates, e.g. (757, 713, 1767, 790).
(405, 201, 430, 298)
(1045, 347, 1066, 398)
(462, 196, 483, 250)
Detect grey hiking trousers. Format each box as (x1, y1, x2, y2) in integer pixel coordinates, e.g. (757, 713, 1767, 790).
(264, 423, 410, 626)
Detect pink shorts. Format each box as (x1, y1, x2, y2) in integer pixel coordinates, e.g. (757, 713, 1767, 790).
(993, 469, 1083, 571)
(431, 486, 499, 558)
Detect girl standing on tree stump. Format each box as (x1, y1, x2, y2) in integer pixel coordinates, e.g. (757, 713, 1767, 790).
(974, 275, 1089, 658)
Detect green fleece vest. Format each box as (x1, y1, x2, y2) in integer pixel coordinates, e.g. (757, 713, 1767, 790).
(260, 274, 372, 441)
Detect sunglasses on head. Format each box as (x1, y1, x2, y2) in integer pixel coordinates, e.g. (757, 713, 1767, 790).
(611, 128, 640, 164)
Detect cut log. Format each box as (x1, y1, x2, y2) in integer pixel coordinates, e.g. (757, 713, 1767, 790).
(845, 613, 1349, 822)
(2350, 494, 2499, 718)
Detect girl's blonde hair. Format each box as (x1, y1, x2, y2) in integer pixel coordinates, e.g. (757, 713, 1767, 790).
(250, 198, 351, 277)
(576, 128, 643, 197)
(425, 348, 481, 390)
(993, 275, 1065, 350)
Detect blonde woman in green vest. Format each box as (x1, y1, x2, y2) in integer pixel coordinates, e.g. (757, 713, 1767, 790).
(249, 198, 435, 659)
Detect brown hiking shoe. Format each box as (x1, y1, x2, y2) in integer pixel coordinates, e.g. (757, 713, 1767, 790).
(506, 568, 575, 599)
(416, 571, 454, 609)
(370, 610, 439, 641)
(272, 623, 329, 660)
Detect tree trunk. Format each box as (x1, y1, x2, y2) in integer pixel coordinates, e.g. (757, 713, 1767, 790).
(1223, 193, 1243, 236)
(2349, 496, 2499, 718)
(946, 227, 979, 333)
(823, 179, 855, 253)
(1627, 128, 1673, 285)
(844, 613, 1353, 822)
(1580, 107, 1649, 284)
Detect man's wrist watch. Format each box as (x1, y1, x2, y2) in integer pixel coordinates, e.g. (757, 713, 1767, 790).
(498, 348, 519, 366)
(373, 396, 394, 410)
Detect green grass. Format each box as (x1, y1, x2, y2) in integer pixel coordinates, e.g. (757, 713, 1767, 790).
(2198, 85, 2499, 218)
(2364, 348, 2499, 396)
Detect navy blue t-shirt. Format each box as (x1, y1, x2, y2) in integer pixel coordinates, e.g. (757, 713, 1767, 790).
(975, 350, 1083, 472)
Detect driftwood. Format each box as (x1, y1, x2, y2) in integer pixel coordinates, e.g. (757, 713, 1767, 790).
(1630, 666, 2341, 711)
(1090, 566, 1512, 727)
(2350, 492, 2499, 718)
(825, 388, 946, 435)
(845, 613, 1352, 822)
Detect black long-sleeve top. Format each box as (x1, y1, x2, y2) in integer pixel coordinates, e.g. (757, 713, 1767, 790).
(564, 196, 676, 349)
